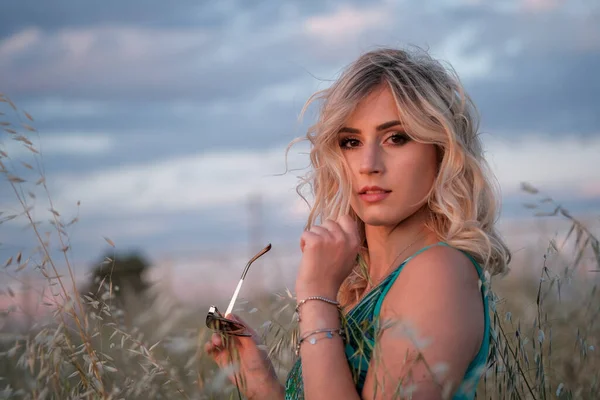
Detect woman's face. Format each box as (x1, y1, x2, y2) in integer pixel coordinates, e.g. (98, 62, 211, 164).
(339, 84, 438, 227)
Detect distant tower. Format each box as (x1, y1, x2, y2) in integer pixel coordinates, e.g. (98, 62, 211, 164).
(22, 273, 33, 331)
(247, 192, 263, 255)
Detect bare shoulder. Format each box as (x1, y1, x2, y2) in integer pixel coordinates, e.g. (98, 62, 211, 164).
(409, 243, 480, 280)
(379, 243, 485, 362)
(387, 244, 482, 298)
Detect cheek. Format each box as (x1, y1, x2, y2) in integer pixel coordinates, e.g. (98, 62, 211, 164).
(421, 149, 438, 180)
(397, 146, 438, 191)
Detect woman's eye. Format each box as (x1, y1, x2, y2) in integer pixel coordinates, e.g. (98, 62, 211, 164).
(339, 138, 360, 148)
(387, 133, 410, 145)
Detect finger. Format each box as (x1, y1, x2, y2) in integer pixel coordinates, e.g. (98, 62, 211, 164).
(211, 333, 223, 348)
(337, 215, 360, 244)
(300, 231, 319, 252)
(321, 219, 344, 238)
(309, 225, 333, 239)
(205, 339, 222, 355)
(336, 214, 357, 235)
(204, 341, 213, 354)
(205, 340, 221, 354)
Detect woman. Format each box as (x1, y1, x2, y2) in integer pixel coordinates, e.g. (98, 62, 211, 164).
(205, 47, 510, 399)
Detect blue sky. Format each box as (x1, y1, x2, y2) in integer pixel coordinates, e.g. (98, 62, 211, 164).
(0, 0, 599, 277)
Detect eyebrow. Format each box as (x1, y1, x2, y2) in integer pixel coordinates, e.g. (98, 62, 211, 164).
(338, 120, 403, 134)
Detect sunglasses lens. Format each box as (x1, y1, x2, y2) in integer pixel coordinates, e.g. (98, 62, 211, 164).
(212, 318, 246, 335)
(206, 308, 249, 336)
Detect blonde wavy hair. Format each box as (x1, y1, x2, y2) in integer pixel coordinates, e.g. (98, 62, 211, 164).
(288, 47, 511, 307)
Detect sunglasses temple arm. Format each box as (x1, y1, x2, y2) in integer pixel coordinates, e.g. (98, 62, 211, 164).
(224, 278, 244, 316)
(224, 244, 271, 316)
(224, 258, 252, 315)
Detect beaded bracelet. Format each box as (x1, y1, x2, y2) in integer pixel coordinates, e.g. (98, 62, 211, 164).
(295, 328, 344, 356)
(295, 296, 341, 322)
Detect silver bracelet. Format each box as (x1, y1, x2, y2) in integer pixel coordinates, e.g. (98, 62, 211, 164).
(295, 296, 340, 322)
(295, 328, 344, 356)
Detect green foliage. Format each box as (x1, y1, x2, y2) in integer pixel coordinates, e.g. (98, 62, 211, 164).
(84, 250, 153, 304)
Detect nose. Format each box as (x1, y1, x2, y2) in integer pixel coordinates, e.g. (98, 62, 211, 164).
(358, 143, 384, 175)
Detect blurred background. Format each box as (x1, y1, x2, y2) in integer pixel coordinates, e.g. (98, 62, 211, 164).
(0, 0, 599, 372)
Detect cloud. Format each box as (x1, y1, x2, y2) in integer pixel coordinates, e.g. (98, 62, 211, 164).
(1, 132, 115, 158)
(1, 1, 598, 144)
(458, 9, 600, 135)
(0, 26, 214, 98)
(303, 5, 390, 44)
(0, 0, 220, 37)
(483, 134, 600, 195)
(520, 0, 562, 12)
(431, 25, 495, 80)
(16, 98, 115, 119)
(0, 28, 40, 57)
(0, 4, 337, 103)
(1, 1, 597, 144)
(50, 144, 310, 216)
(0, 0, 350, 38)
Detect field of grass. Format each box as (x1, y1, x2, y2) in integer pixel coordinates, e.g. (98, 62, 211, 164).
(1, 93, 599, 399)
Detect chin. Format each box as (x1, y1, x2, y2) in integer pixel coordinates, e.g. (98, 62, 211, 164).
(358, 210, 403, 227)
(362, 218, 393, 227)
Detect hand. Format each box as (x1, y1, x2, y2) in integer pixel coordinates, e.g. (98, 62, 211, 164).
(296, 215, 360, 296)
(204, 314, 283, 400)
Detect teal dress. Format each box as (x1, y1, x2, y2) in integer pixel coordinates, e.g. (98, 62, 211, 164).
(284, 242, 490, 399)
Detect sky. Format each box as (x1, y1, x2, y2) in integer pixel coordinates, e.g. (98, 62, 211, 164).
(0, 0, 599, 295)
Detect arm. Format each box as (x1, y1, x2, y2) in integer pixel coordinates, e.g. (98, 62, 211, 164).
(361, 245, 485, 399)
(293, 216, 363, 400)
(295, 285, 362, 400)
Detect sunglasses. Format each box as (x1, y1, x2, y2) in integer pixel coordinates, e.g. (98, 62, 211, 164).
(205, 243, 272, 337)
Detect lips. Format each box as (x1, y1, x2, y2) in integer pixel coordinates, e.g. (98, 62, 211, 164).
(362, 190, 389, 194)
(358, 186, 391, 195)
(357, 186, 391, 203)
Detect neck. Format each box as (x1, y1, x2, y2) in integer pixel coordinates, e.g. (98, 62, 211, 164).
(363, 207, 439, 285)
